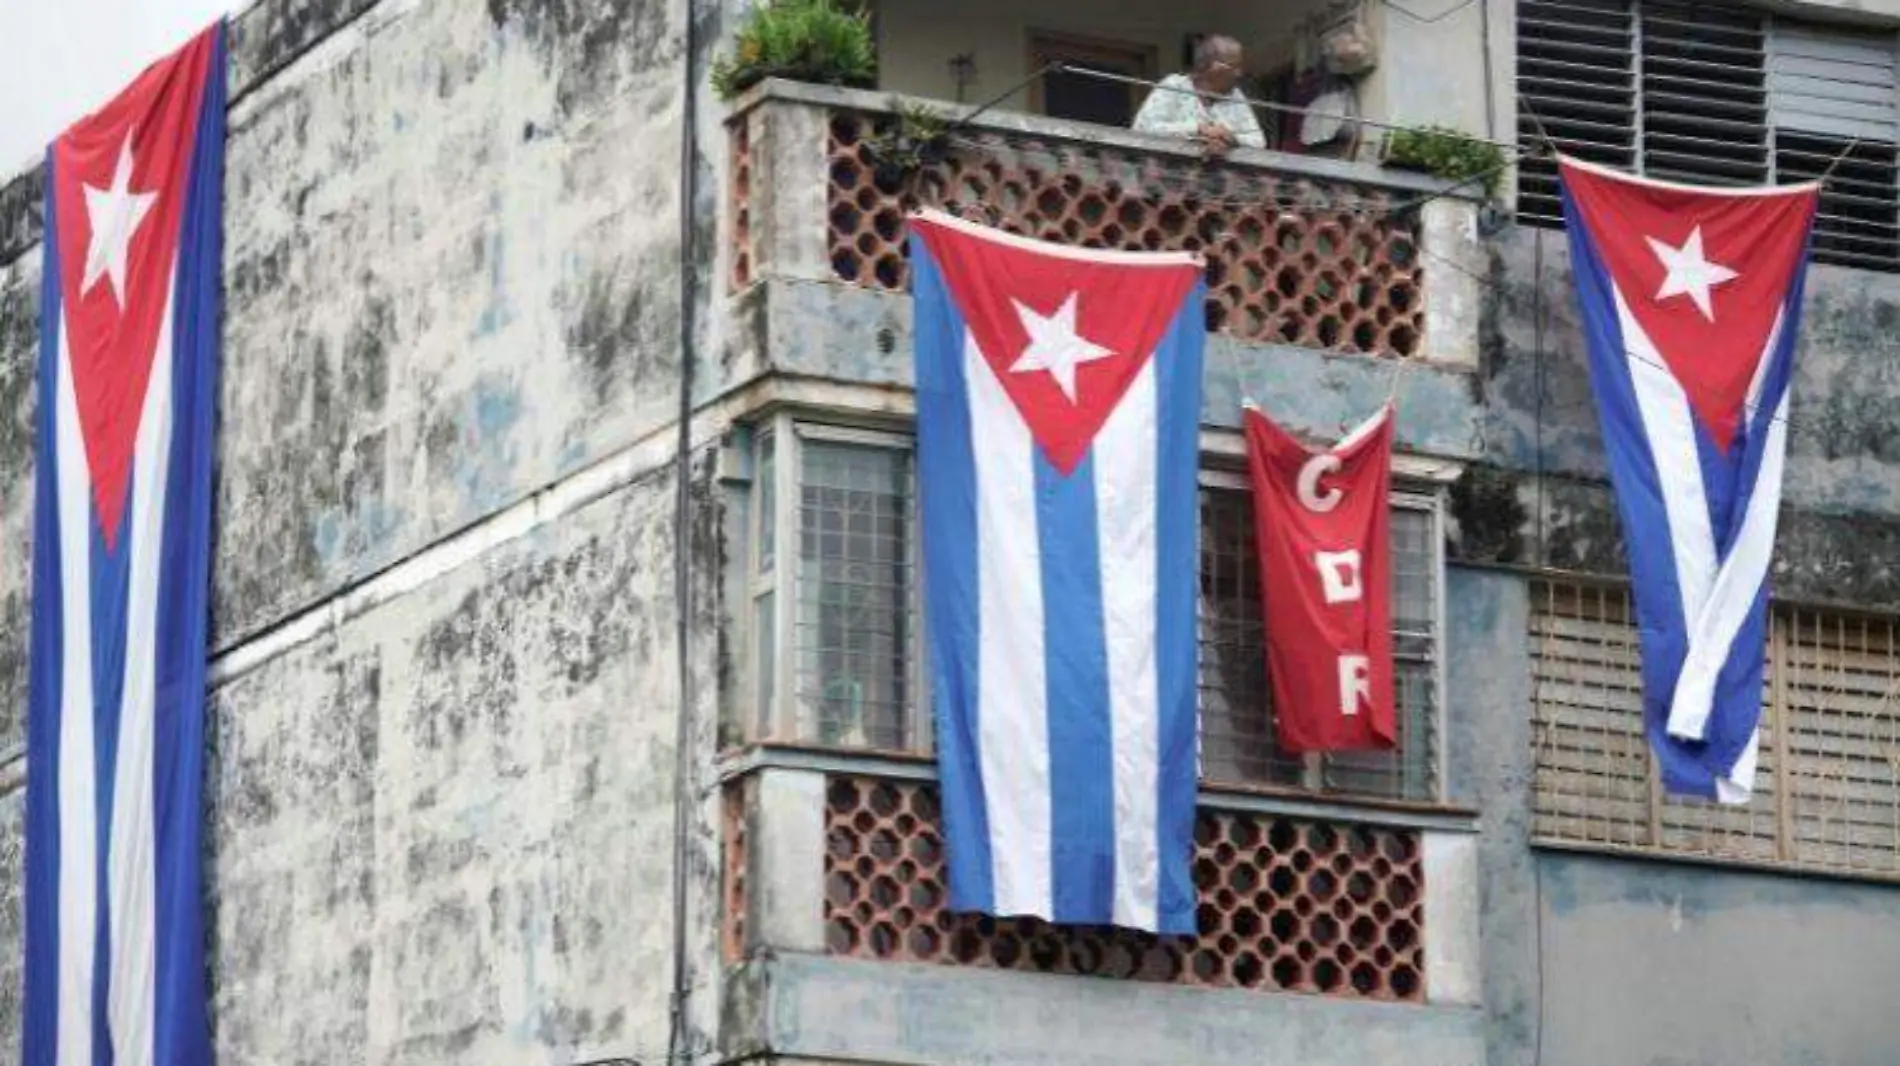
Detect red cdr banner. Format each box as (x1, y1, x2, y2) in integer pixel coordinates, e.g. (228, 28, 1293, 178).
(1245, 403, 1397, 752)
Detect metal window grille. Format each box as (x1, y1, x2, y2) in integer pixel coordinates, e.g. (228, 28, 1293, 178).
(794, 437, 920, 751)
(1530, 576, 1900, 877)
(759, 426, 1444, 805)
(1197, 486, 1443, 803)
(1516, 0, 1900, 270)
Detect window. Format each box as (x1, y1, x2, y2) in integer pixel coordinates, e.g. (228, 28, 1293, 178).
(1028, 31, 1157, 127)
(743, 420, 1448, 809)
(1198, 481, 1444, 803)
(749, 422, 924, 752)
(1531, 577, 1900, 878)
(1516, 0, 1900, 270)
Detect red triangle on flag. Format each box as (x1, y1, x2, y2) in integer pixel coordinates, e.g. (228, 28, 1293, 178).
(910, 212, 1202, 474)
(1560, 157, 1817, 452)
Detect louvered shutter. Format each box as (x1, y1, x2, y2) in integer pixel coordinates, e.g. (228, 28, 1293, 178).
(1515, 2, 1900, 271)
(1515, 0, 1637, 226)
(1768, 20, 1900, 269)
(1640, 2, 1769, 186)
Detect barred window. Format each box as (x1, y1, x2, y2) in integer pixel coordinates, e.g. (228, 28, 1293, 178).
(749, 423, 924, 752)
(1516, 0, 1900, 270)
(748, 422, 1445, 807)
(1531, 577, 1900, 878)
(1198, 485, 1443, 803)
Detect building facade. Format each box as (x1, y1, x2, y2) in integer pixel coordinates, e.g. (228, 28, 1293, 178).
(2, 0, 1900, 1063)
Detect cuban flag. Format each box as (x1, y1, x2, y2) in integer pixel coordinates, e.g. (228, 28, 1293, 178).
(910, 210, 1203, 933)
(24, 24, 225, 1066)
(1558, 157, 1818, 803)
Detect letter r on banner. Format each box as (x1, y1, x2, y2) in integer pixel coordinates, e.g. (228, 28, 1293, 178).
(1338, 655, 1372, 717)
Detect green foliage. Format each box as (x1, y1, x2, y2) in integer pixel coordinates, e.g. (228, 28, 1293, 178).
(867, 100, 952, 175)
(1382, 125, 1510, 197)
(711, 0, 877, 102)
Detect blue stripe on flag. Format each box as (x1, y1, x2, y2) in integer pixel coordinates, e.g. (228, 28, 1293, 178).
(911, 241, 996, 915)
(154, 26, 225, 1063)
(1035, 450, 1114, 924)
(23, 144, 67, 1066)
(1152, 288, 1205, 934)
(90, 474, 132, 1066)
(1692, 418, 1738, 552)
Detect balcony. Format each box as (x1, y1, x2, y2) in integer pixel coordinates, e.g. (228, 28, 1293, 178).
(714, 67, 1489, 1066)
(725, 79, 1487, 370)
(716, 756, 1485, 1066)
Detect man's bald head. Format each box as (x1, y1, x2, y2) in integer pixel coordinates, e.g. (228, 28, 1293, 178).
(1191, 34, 1244, 93)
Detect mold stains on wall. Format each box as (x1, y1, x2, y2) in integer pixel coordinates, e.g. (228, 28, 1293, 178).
(0, 265, 37, 753)
(1448, 464, 1527, 565)
(483, 0, 680, 118)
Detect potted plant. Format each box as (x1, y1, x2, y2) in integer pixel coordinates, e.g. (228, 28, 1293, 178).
(1381, 124, 1510, 199)
(711, 0, 878, 102)
(867, 100, 952, 187)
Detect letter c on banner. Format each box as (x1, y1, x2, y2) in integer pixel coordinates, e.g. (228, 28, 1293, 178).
(1297, 454, 1343, 513)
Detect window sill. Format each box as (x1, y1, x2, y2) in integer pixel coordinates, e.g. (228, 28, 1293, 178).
(717, 742, 1479, 835)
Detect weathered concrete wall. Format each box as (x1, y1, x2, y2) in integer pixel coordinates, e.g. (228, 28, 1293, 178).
(207, 461, 718, 1064)
(1443, 566, 1539, 1066)
(1450, 564, 1900, 1066)
(729, 955, 1487, 1066)
(1535, 851, 1900, 1066)
(1459, 222, 1900, 608)
(0, 0, 739, 1056)
(217, 0, 689, 646)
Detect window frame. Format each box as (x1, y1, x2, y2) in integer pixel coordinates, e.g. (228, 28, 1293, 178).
(749, 414, 931, 755)
(747, 415, 1450, 805)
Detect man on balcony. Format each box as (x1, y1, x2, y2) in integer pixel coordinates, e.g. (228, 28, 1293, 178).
(1131, 34, 1266, 156)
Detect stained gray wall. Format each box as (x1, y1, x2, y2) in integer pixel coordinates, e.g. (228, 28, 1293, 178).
(1465, 223, 1900, 609)
(1449, 566, 1900, 1066)
(1534, 852, 1900, 1066)
(0, 0, 735, 1057)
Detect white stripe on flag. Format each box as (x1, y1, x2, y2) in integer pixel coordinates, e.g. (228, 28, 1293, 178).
(1668, 313, 1791, 751)
(1717, 725, 1763, 805)
(107, 273, 175, 1066)
(1672, 388, 1789, 800)
(1091, 358, 1161, 931)
(54, 319, 96, 1066)
(967, 335, 1052, 918)
(1614, 289, 1717, 648)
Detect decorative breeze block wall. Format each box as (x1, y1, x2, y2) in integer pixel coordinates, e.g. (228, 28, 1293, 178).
(822, 775, 1426, 1002)
(823, 113, 1425, 359)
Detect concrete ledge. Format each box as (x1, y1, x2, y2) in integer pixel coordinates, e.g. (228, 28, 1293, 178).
(725, 278, 1486, 462)
(735, 954, 1486, 1066)
(727, 78, 1477, 203)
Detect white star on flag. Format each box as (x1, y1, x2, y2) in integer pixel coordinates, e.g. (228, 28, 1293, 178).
(82, 131, 159, 307)
(1010, 293, 1115, 402)
(1646, 225, 1737, 322)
